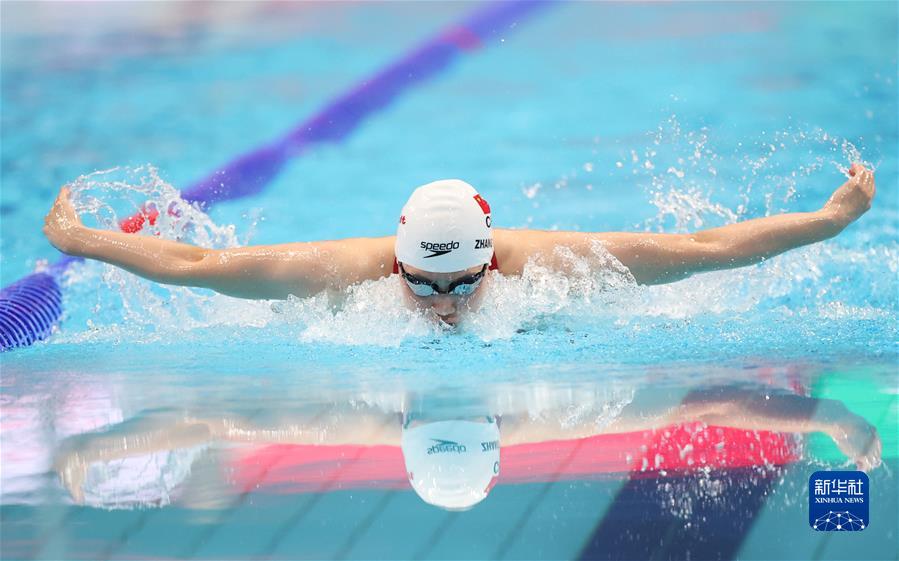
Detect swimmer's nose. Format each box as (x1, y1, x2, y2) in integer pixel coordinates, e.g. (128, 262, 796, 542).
(430, 295, 458, 317)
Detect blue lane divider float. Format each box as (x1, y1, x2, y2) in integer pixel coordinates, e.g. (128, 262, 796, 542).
(0, 0, 553, 351)
(0, 274, 63, 350)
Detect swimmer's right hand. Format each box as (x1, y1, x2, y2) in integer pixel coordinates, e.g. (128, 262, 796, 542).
(43, 186, 85, 254)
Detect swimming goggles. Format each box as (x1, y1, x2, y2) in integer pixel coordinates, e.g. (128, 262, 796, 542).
(399, 263, 488, 297)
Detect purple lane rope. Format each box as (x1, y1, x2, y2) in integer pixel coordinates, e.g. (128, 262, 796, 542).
(0, 0, 552, 351)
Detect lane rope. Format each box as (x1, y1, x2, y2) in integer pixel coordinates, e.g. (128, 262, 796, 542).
(0, 1, 552, 351)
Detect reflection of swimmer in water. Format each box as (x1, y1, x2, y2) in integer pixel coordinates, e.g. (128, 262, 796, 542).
(44, 165, 875, 325)
(54, 384, 882, 510)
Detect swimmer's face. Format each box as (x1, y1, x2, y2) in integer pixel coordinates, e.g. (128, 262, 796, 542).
(399, 263, 489, 326)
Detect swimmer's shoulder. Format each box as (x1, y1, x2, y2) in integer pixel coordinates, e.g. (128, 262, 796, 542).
(346, 235, 396, 279)
(493, 228, 527, 275)
(302, 235, 395, 281)
(493, 228, 544, 275)
(493, 228, 589, 275)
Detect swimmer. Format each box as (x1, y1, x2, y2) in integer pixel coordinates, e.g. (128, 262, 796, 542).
(43, 164, 875, 325)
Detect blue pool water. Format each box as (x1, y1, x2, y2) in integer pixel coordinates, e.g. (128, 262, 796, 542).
(1, 2, 897, 559)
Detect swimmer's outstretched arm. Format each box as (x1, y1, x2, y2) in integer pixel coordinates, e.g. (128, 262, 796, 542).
(499, 163, 875, 285)
(605, 386, 882, 471)
(501, 385, 882, 471)
(43, 187, 396, 299)
(54, 407, 400, 503)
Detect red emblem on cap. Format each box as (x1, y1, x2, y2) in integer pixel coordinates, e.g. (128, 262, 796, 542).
(399, 215, 406, 224)
(473, 194, 490, 214)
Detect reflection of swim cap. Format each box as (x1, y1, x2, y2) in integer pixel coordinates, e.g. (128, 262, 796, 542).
(396, 179, 493, 273)
(401, 417, 500, 511)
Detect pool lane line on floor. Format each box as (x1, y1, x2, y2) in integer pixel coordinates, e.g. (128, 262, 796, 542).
(0, 0, 555, 352)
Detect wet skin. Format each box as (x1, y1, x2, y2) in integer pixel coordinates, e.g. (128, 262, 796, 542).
(399, 262, 489, 326)
(43, 165, 875, 299)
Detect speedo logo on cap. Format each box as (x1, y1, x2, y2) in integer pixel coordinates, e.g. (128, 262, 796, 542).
(427, 439, 467, 455)
(421, 241, 460, 258)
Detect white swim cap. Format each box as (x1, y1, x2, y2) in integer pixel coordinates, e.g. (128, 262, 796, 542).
(401, 417, 501, 510)
(396, 179, 494, 273)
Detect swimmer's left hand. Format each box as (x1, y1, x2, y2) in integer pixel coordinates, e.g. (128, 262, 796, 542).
(822, 163, 876, 229)
(826, 410, 883, 472)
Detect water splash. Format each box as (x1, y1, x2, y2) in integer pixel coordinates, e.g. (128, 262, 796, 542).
(56, 166, 285, 344)
(67, 165, 239, 249)
(287, 279, 445, 346)
(49, 118, 897, 350)
(464, 240, 638, 341)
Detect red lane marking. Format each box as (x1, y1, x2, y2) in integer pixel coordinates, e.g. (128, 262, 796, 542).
(442, 26, 482, 50)
(119, 206, 159, 234)
(227, 424, 798, 494)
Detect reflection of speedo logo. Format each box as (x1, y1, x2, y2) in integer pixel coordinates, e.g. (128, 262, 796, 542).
(427, 439, 467, 455)
(421, 241, 460, 258)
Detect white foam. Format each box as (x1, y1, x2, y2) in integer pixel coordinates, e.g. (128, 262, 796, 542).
(50, 120, 896, 348)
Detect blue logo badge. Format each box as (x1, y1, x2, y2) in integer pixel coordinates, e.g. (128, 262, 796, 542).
(809, 471, 869, 531)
